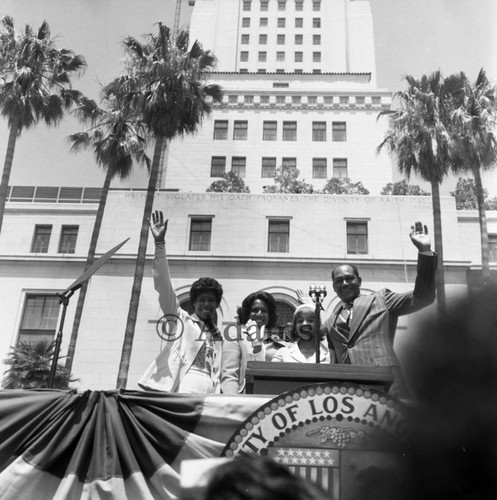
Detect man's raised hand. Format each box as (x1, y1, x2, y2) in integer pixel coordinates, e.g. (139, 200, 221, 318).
(409, 221, 431, 252)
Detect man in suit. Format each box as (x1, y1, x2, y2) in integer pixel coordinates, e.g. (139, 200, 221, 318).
(323, 221, 437, 396)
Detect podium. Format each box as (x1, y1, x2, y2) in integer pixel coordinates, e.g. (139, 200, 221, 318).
(245, 361, 394, 395)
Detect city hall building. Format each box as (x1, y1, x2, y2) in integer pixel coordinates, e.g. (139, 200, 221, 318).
(0, 0, 496, 390)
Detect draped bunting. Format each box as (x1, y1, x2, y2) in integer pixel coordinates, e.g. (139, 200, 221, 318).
(0, 389, 270, 500)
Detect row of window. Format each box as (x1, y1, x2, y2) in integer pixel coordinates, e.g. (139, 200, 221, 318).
(242, 18, 321, 29)
(190, 218, 368, 254)
(7, 185, 101, 203)
(244, 33, 321, 45)
(213, 120, 346, 142)
(211, 156, 348, 179)
(242, 50, 322, 63)
(31, 225, 79, 254)
(243, 0, 321, 12)
(225, 94, 377, 106)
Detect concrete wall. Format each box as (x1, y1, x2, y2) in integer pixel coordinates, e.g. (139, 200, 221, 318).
(0, 191, 474, 391)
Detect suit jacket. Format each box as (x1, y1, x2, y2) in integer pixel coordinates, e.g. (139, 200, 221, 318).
(323, 252, 437, 368)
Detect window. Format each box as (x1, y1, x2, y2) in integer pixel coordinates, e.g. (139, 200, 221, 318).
(241, 34, 250, 44)
(356, 96, 365, 105)
(313, 1, 321, 11)
(245, 95, 254, 104)
(312, 158, 327, 178)
(260, 17, 268, 26)
(313, 18, 321, 28)
(213, 120, 228, 139)
(18, 294, 60, 344)
(268, 220, 289, 253)
(243, 1, 251, 10)
(242, 17, 250, 27)
(308, 96, 317, 104)
(263, 121, 277, 141)
(277, 34, 285, 45)
(276, 51, 285, 62)
(347, 221, 368, 254)
(278, 17, 286, 27)
(283, 121, 297, 141)
(260, 0, 268, 11)
(295, 34, 303, 44)
(231, 157, 246, 177)
(340, 96, 349, 105)
(31, 225, 52, 253)
(240, 68, 248, 73)
(59, 187, 83, 203)
(313, 69, 322, 74)
(262, 157, 277, 177)
(490, 234, 497, 263)
(312, 121, 326, 141)
(372, 96, 381, 105)
(211, 156, 226, 177)
(35, 186, 58, 202)
(332, 121, 347, 141)
(295, 18, 303, 28)
(313, 52, 321, 62)
(233, 120, 248, 140)
(292, 95, 301, 104)
(278, 1, 286, 11)
(240, 51, 249, 62)
(295, 0, 303, 11)
(273, 82, 289, 88)
(189, 219, 212, 251)
(276, 69, 284, 74)
(295, 51, 303, 62)
(295, 69, 303, 74)
(58, 225, 78, 254)
(282, 157, 296, 171)
(333, 158, 348, 178)
(258, 51, 267, 62)
(313, 34, 321, 45)
(257, 69, 267, 73)
(259, 34, 267, 44)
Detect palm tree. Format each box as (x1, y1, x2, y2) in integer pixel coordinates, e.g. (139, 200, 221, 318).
(2, 341, 77, 389)
(64, 92, 150, 373)
(0, 16, 85, 236)
(378, 71, 465, 312)
(452, 69, 497, 287)
(108, 25, 222, 388)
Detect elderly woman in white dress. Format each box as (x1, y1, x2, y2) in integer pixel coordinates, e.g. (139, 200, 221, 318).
(272, 304, 334, 363)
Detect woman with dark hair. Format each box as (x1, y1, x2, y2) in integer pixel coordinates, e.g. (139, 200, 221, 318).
(221, 291, 290, 394)
(139, 210, 224, 394)
(272, 304, 333, 363)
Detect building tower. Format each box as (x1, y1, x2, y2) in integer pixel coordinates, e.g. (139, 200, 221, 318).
(162, 0, 393, 194)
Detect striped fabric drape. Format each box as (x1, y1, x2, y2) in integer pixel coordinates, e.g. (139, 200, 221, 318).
(0, 389, 269, 500)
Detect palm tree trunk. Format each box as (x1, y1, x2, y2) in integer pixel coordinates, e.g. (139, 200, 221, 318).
(431, 179, 446, 314)
(116, 135, 164, 389)
(65, 168, 113, 372)
(472, 164, 490, 287)
(0, 117, 20, 237)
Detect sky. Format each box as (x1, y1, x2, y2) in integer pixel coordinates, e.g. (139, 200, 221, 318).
(1, 0, 496, 192)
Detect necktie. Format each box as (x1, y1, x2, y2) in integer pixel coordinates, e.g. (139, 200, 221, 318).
(335, 303, 353, 338)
